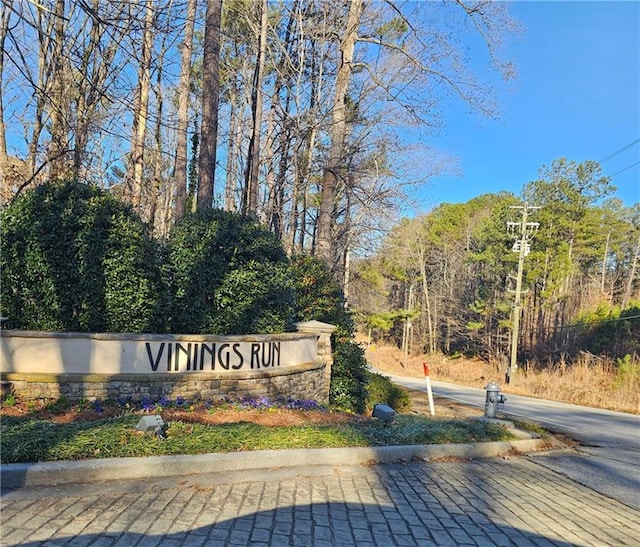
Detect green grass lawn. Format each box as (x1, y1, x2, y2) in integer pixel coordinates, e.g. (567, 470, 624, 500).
(0, 411, 514, 464)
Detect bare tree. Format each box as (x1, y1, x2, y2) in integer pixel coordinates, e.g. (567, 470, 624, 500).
(198, 0, 223, 211)
(223, 81, 241, 211)
(241, 0, 268, 215)
(174, 0, 197, 220)
(2, 0, 520, 262)
(0, 0, 10, 181)
(316, 0, 364, 264)
(621, 233, 639, 309)
(47, 0, 71, 180)
(128, 0, 154, 210)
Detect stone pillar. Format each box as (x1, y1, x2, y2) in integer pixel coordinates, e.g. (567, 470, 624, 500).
(295, 320, 336, 403)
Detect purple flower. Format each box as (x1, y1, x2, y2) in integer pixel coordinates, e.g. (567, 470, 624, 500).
(117, 395, 133, 407)
(92, 400, 104, 413)
(141, 396, 156, 412)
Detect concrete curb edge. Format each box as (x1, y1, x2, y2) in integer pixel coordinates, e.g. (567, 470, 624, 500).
(1, 438, 548, 488)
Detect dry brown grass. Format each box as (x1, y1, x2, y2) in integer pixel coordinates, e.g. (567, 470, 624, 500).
(160, 408, 360, 427)
(365, 342, 639, 415)
(0, 403, 361, 427)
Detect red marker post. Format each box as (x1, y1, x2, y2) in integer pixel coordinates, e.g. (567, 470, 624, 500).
(423, 362, 435, 416)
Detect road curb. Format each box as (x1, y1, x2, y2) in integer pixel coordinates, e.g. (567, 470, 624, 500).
(1, 438, 548, 488)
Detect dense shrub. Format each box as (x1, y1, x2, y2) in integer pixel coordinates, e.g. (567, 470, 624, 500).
(2, 185, 373, 414)
(365, 372, 411, 413)
(0, 181, 167, 332)
(329, 340, 369, 413)
(289, 254, 353, 339)
(289, 255, 369, 412)
(166, 210, 295, 334)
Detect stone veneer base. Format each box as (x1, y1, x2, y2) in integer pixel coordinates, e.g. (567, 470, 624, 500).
(1, 361, 327, 404)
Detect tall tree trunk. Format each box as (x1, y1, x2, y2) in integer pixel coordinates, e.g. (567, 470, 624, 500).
(342, 187, 353, 303)
(72, 0, 102, 181)
(174, 0, 197, 221)
(316, 0, 363, 264)
(148, 39, 167, 232)
(198, 0, 223, 211)
(266, 0, 297, 238)
(0, 0, 10, 178)
(48, 0, 68, 180)
(263, 95, 277, 226)
(29, 7, 48, 178)
(601, 232, 609, 291)
(224, 87, 239, 211)
(273, 96, 293, 240)
(418, 243, 435, 354)
(242, 0, 268, 216)
(129, 0, 154, 210)
(289, 32, 323, 254)
(622, 234, 640, 309)
(287, 152, 301, 254)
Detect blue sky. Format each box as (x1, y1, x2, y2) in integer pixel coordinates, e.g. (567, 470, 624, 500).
(420, 0, 640, 211)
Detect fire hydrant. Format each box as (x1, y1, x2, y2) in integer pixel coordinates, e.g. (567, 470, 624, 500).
(484, 381, 506, 418)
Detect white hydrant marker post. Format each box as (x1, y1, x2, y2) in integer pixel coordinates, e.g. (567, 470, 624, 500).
(423, 362, 435, 416)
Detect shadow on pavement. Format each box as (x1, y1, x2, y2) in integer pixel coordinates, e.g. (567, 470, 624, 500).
(1, 460, 580, 547)
(6, 502, 574, 547)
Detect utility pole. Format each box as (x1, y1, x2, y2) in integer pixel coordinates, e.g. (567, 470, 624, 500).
(506, 203, 540, 384)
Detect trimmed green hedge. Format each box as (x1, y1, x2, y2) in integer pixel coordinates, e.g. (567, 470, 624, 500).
(365, 372, 411, 413)
(289, 255, 369, 412)
(1, 182, 372, 413)
(0, 181, 167, 332)
(166, 209, 295, 334)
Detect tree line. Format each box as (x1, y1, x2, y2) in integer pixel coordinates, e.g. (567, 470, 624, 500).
(2, 2, 637, 367)
(351, 158, 640, 366)
(1, 0, 518, 288)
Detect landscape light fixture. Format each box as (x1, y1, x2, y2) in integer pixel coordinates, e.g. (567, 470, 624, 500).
(135, 415, 167, 438)
(372, 403, 396, 425)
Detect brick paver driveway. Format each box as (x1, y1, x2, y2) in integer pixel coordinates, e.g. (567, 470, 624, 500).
(2, 457, 639, 546)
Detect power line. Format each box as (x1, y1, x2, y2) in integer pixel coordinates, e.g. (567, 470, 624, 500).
(609, 161, 640, 178)
(546, 314, 640, 331)
(599, 139, 640, 164)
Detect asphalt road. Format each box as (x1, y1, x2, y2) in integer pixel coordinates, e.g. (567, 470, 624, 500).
(374, 370, 640, 511)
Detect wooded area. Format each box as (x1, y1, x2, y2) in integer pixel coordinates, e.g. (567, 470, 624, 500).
(352, 162, 639, 366)
(1, 1, 637, 366)
(1, 0, 516, 273)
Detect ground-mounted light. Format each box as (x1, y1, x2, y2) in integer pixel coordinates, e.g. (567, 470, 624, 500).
(135, 415, 167, 438)
(372, 403, 396, 425)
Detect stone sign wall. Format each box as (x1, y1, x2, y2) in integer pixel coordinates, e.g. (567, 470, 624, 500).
(0, 321, 335, 403)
